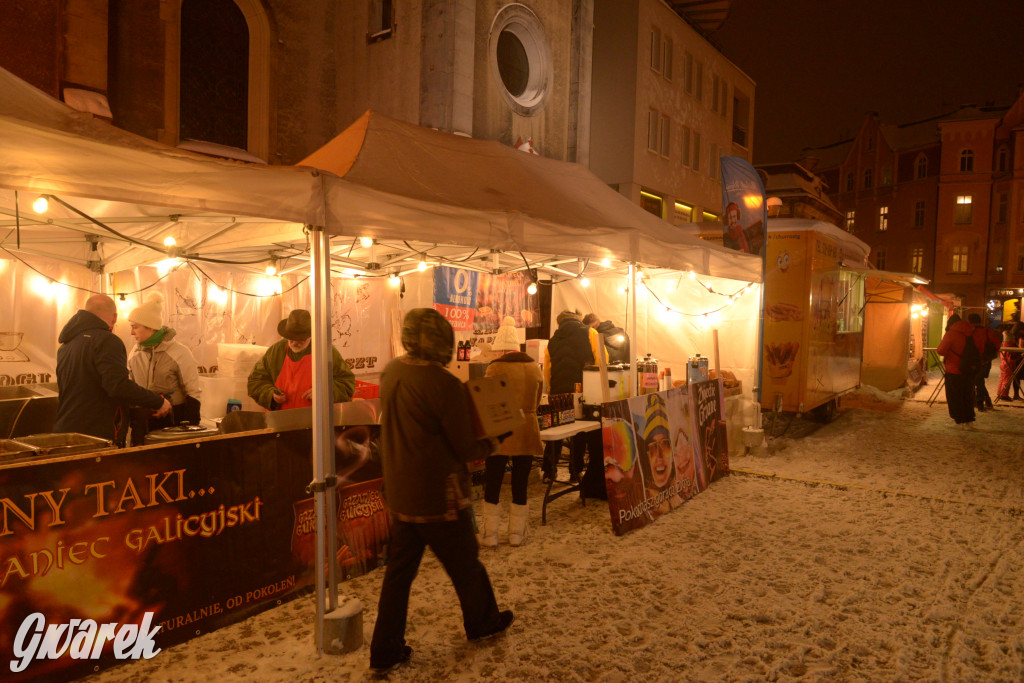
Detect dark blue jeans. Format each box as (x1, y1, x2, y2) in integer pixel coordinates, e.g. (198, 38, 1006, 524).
(370, 509, 502, 665)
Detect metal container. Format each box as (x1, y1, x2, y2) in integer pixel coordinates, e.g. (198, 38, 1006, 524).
(0, 438, 39, 459)
(143, 423, 220, 444)
(12, 433, 112, 456)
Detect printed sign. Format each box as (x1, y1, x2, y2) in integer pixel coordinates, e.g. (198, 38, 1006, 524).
(720, 156, 767, 257)
(433, 266, 540, 334)
(602, 382, 729, 536)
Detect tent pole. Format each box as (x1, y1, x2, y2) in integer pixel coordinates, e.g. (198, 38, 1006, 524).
(309, 224, 338, 655)
(629, 263, 638, 396)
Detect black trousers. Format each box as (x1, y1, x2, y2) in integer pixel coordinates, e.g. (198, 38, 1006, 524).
(944, 373, 976, 424)
(484, 455, 532, 505)
(370, 509, 502, 665)
(975, 362, 993, 408)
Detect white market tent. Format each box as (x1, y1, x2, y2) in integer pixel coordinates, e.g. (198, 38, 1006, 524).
(0, 68, 762, 652)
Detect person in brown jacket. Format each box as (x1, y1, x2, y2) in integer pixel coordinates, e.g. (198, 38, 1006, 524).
(481, 317, 543, 547)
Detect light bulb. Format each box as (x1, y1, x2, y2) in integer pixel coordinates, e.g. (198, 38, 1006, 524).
(417, 260, 428, 271)
(163, 236, 177, 247)
(601, 258, 611, 268)
(359, 236, 374, 248)
(32, 196, 49, 214)
(580, 277, 590, 287)
(688, 270, 696, 280)
(527, 282, 538, 295)
(389, 274, 401, 287)
(265, 265, 277, 276)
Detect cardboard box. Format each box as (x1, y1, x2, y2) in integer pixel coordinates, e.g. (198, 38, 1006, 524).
(465, 376, 525, 438)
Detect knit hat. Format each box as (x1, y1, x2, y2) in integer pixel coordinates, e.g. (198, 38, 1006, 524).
(128, 292, 164, 330)
(401, 308, 455, 365)
(642, 393, 670, 442)
(491, 316, 520, 351)
(278, 309, 312, 340)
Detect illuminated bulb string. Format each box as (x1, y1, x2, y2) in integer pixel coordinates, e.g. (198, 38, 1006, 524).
(641, 279, 754, 317)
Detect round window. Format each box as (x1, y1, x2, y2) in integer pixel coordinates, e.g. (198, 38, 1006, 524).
(489, 5, 551, 116)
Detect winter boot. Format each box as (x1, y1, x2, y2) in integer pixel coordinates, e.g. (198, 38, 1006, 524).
(480, 502, 500, 548)
(508, 503, 529, 547)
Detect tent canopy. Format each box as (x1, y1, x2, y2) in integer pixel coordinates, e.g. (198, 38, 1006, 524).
(305, 111, 761, 284)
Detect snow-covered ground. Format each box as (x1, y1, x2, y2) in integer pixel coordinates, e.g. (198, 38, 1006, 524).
(90, 375, 1024, 682)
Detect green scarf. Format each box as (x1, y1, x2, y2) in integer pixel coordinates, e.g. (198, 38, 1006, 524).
(141, 328, 167, 347)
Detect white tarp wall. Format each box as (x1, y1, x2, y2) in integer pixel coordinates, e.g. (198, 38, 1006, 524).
(553, 272, 761, 401)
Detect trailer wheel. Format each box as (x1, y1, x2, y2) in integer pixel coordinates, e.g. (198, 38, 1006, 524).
(812, 399, 837, 423)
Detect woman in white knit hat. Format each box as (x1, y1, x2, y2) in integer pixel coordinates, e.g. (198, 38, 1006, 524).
(126, 292, 202, 444)
(480, 316, 543, 547)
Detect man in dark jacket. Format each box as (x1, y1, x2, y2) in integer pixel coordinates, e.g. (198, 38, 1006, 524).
(370, 308, 513, 675)
(53, 294, 171, 446)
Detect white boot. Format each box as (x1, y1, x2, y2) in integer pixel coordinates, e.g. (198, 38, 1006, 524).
(480, 502, 500, 548)
(508, 503, 529, 547)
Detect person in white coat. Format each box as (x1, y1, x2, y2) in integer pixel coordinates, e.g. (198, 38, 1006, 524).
(126, 292, 202, 444)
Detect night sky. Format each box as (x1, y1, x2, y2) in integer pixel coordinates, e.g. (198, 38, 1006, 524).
(715, 0, 1024, 164)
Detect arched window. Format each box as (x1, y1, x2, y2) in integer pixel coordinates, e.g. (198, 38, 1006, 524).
(915, 154, 927, 179)
(180, 0, 248, 151)
(863, 168, 873, 189)
(959, 149, 974, 172)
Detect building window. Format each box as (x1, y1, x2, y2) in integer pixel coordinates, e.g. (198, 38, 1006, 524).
(998, 193, 1008, 223)
(863, 168, 873, 189)
(911, 248, 923, 273)
(997, 146, 1009, 172)
(915, 154, 928, 179)
(702, 210, 718, 222)
(866, 135, 874, 151)
(878, 206, 888, 231)
(711, 75, 720, 113)
(719, 80, 728, 117)
(952, 245, 969, 273)
(647, 109, 659, 152)
(640, 190, 663, 217)
(650, 26, 662, 72)
(660, 115, 671, 157)
(489, 5, 552, 116)
(876, 248, 886, 270)
(692, 133, 701, 171)
(882, 166, 891, 186)
(673, 201, 692, 224)
(662, 38, 673, 80)
(695, 61, 704, 100)
(680, 126, 690, 168)
(845, 210, 855, 232)
(846, 173, 854, 192)
(368, 0, 394, 41)
(955, 195, 973, 224)
(180, 0, 250, 151)
(684, 52, 694, 94)
(914, 200, 925, 228)
(709, 142, 719, 179)
(1018, 245, 1024, 272)
(959, 149, 974, 172)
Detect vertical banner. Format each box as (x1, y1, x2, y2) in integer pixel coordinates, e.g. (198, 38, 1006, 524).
(602, 384, 728, 536)
(432, 266, 479, 332)
(720, 156, 768, 258)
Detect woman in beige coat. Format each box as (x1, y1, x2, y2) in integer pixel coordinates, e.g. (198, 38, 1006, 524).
(481, 317, 543, 547)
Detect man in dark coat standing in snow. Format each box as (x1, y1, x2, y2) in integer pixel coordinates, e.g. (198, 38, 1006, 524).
(53, 294, 171, 446)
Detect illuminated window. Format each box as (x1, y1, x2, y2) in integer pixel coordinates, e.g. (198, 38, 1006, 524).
(955, 195, 972, 224)
(878, 206, 888, 231)
(640, 191, 663, 217)
(959, 149, 974, 172)
(863, 168, 873, 189)
(680, 126, 691, 168)
(876, 248, 886, 270)
(911, 248, 923, 273)
(915, 155, 928, 179)
(647, 109, 659, 152)
(845, 210, 855, 232)
(952, 245, 969, 273)
(702, 210, 719, 222)
(846, 173, 854, 192)
(673, 201, 693, 224)
(914, 200, 925, 228)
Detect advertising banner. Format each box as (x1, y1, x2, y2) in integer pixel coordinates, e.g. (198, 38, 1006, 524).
(432, 266, 540, 336)
(602, 382, 728, 536)
(720, 156, 767, 257)
(0, 427, 387, 681)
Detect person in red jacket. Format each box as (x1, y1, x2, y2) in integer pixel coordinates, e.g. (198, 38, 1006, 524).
(937, 313, 978, 429)
(967, 313, 1001, 411)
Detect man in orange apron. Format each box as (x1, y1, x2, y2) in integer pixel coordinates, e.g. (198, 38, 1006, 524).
(247, 309, 355, 410)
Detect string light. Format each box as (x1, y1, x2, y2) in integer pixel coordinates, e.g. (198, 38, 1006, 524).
(264, 264, 277, 276)
(32, 196, 48, 214)
(417, 259, 428, 271)
(359, 236, 374, 248)
(580, 276, 590, 288)
(388, 273, 401, 287)
(163, 236, 177, 247)
(527, 281, 538, 295)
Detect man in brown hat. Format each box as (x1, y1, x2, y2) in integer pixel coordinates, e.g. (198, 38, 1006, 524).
(247, 309, 355, 410)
